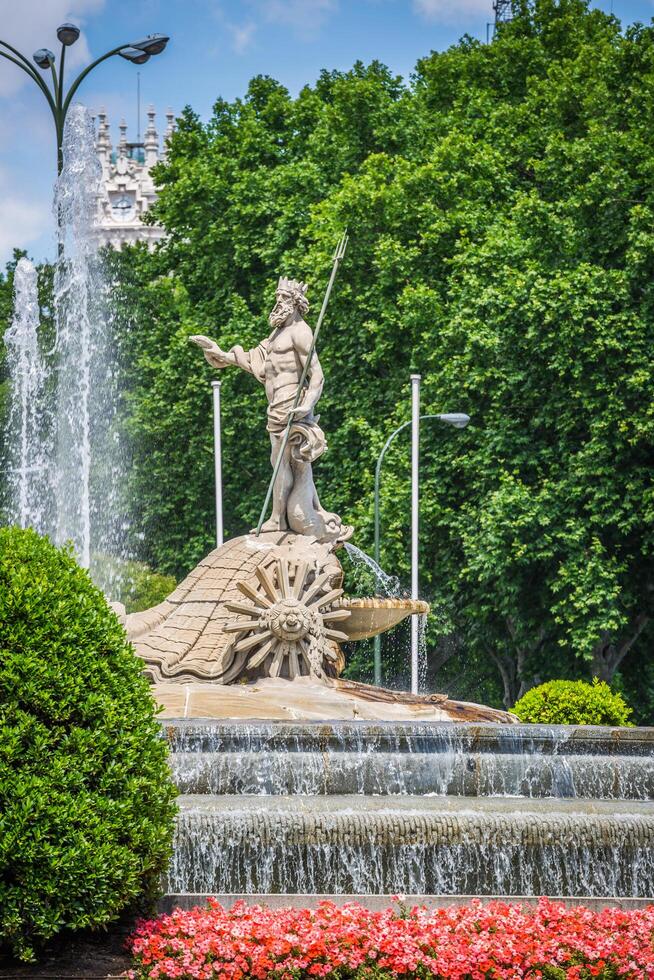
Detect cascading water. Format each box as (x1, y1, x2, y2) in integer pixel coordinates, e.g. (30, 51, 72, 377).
(163, 720, 654, 898)
(2, 258, 50, 530)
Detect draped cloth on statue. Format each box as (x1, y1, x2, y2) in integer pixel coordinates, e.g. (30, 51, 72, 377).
(219, 340, 328, 461)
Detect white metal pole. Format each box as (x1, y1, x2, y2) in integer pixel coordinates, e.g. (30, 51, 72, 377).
(410, 373, 421, 694)
(211, 380, 224, 548)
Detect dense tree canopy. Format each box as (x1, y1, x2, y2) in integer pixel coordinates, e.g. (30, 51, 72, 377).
(3, 0, 653, 714)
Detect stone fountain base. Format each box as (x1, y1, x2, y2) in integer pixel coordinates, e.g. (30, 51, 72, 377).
(163, 719, 654, 900)
(154, 676, 516, 723)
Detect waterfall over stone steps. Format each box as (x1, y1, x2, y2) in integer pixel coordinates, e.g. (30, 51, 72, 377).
(163, 720, 654, 899)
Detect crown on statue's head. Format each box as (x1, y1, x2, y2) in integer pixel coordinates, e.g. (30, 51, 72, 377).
(277, 276, 307, 296)
(277, 276, 309, 313)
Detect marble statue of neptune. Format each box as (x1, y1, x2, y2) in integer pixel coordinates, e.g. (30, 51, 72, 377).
(190, 278, 352, 544)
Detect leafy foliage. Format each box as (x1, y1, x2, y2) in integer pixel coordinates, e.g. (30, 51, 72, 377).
(512, 678, 633, 725)
(3, 0, 654, 713)
(0, 527, 177, 961)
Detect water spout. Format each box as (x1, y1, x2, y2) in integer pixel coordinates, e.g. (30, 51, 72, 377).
(48, 103, 130, 580)
(3, 258, 49, 531)
(3, 105, 131, 588)
(344, 542, 401, 597)
(52, 104, 104, 568)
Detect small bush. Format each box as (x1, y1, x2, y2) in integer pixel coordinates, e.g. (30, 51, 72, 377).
(0, 527, 178, 961)
(512, 678, 633, 726)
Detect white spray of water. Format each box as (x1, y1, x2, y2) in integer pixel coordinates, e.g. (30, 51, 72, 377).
(52, 104, 103, 567)
(51, 103, 129, 577)
(3, 258, 49, 530)
(344, 542, 401, 597)
(3, 104, 129, 586)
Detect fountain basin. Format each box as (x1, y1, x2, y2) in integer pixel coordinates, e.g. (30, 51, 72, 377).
(165, 720, 654, 799)
(335, 597, 429, 640)
(162, 719, 654, 900)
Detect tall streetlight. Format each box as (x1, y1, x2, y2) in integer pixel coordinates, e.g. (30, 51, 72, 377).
(372, 397, 470, 689)
(211, 380, 224, 548)
(0, 26, 170, 174)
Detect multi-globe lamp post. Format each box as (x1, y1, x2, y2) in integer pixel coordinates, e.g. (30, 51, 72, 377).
(0, 24, 170, 174)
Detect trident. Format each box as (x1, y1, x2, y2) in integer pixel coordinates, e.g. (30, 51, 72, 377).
(255, 231, 349, 536)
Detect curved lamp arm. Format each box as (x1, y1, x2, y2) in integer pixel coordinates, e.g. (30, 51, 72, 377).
(373, 413, 470, 565)
(57, 43, 66, 110)
(0, 45, 58, 120)
(62, 45, 127, 117)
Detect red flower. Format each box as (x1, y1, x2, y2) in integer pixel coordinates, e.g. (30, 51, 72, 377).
(127, 899, 654, 980)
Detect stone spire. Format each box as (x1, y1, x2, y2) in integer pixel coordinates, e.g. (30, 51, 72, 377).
(144, 105, 159, 167)
(96, 107, 112, 167)
(118, 118, 128, 159)
(165, 108, 175, 141)
(162, 108, 175, 161)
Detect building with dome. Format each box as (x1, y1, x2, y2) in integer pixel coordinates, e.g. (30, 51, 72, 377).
(94, 105, 173, 250)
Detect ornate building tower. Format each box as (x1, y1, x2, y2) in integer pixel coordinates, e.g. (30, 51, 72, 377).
(94, 106, 174, 250)
(493, 0, 513, 25)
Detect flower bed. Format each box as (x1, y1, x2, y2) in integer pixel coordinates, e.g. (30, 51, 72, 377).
(128, 898, 654, 980)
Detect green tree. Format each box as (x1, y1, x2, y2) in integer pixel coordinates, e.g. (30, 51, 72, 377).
(4, 1, 654, 713)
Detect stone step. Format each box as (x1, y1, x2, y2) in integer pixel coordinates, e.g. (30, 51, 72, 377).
(169, 794, 654, 898)
(170, 748, 654, 799)
(162, 719, 654, 757)
(158, 893, 654, 913)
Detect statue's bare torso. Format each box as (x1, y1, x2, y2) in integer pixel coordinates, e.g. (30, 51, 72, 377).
(262, 319, 321, 432)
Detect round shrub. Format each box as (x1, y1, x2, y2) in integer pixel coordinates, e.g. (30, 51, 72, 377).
(0, 527, 177, 961)
(512, 678, 633, 726)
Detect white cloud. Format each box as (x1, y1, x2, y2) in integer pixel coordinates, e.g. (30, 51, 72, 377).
(230, 20, 257, 53)
(0, 166, 48, 260)
(257, 0, 338, 36)
(0, 0, 105, 96)
(414, 0, 490, 22)
(208, 0, 338, 50)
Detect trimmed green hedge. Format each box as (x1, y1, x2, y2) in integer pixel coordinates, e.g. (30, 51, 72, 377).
(0, 527, 177, 961)
(512, 678, 633, 726)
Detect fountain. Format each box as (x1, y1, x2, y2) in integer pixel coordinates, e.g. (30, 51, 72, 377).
(3, 258, 50, 531)
(116, 268, 654, 906)
(162, 721, 654, 900)
(3, 105, 129, 581)
(53, 103, 129, 571)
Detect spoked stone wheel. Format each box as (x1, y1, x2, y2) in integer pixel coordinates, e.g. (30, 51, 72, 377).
(225, 556, 351, 680)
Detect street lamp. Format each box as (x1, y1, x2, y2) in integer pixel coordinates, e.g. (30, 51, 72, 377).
(57, 25, 81, 47)
(372, 403, 470, 688)
(0, 26, 169, 174)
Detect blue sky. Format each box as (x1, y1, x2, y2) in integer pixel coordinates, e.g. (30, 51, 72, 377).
(1, 0, 653, 266)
